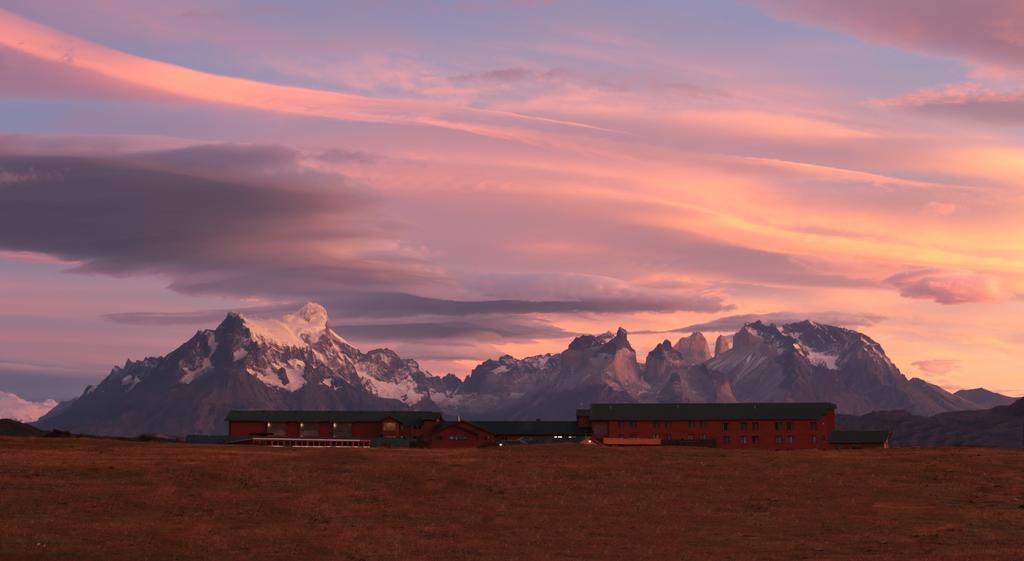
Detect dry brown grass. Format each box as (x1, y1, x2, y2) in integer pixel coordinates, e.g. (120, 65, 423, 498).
(1, 437, 1022, 561)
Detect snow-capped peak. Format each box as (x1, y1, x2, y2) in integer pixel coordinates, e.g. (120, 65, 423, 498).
(239, 302, 344, 348)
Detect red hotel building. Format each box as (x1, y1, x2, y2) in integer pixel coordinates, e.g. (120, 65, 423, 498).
(226, 410, 442, 446)
(579, 402, 837, 450)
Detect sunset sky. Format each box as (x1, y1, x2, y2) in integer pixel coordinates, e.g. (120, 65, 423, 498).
(2, 0, 1023, 402)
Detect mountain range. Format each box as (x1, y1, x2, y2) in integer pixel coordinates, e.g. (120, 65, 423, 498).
(35, 303, 1014, 437)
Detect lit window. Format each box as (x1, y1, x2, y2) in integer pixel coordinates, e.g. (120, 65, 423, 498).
(787, 436, 794, 444)
(740, 436, 748, 444)
(811, 436, 817, 444)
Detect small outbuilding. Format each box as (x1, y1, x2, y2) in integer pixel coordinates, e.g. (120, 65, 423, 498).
(430, 420, 588, 448)
(828, 430, 891, 449)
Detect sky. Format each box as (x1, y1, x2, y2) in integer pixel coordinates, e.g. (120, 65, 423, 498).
(1, 0, 1023, 402)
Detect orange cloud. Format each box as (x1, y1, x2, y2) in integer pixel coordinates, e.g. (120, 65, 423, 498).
(885, 269, 1004, 304)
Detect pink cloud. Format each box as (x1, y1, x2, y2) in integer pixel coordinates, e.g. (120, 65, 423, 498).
(885, 269, 1004, 304)
(0, 9, 604, 145)
(757, 0, 1024, 69)
(876, 83, 1024, 124)
(920, 201, 957, 216)
(911, 358, 960, 376)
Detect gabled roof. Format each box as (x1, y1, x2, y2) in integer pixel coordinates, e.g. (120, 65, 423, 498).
(434, 420, 588, 437)
(588, 402, 836, 421)
(828, 430, 891, 444)
(225, 410, 442, 425)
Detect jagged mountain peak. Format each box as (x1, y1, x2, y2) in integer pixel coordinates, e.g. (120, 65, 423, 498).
(674, 331, 711, 363)
(714, 334, 732, 356)
(567, 330, 615, 351)
(233, 302, 345, 348)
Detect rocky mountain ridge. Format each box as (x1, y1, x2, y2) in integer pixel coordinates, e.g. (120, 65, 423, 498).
(36, 303, 1010, 436)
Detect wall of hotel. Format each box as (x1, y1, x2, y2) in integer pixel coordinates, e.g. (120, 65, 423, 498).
(590, 411, 836, 450)
(430, 424, 495, 449)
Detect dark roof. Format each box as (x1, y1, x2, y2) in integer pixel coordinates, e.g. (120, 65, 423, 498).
(828, 430, 891, 444)
(185, 434, 252, 445)
(588, 402, 836, 421)
(225, 410, 442, 425)
(435, 420, 588, 437)
(576, 409, 591, 417)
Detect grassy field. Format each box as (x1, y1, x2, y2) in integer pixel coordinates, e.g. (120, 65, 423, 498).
(1, 438, 1022, 561)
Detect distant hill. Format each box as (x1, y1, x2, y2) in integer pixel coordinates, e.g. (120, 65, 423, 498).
(0, 418, 46, 437)
(838, 398, 1024, 448)
(954, 388, 1016, 409)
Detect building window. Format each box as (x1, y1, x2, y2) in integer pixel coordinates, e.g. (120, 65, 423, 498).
(752, 422, 759, 431)
(653, 421, 659, 428)
(741, 436, 748, 444)
(383, 421, 399, 432)
(665, 421, 671, 428)
(700, 433, 708, 440)
(787, 436, 794, 444)
(740, 422, 747, 431)
(775, 436, 783, 444)
(700, 421, 708, 428)
(774, 422, 782, 431)
(786, 422, 793, 431)
(752, 436, 760, 445)
(688, 421, 694, 428)
(722, 436, 731, 445)
(630, 421, 637, 428)
(687, 435, 695, 441)
(810, 421, 818, 431)
(723, 422, 730, 431)
(811, 436, 818, 444)
(618, 421, 625, 428)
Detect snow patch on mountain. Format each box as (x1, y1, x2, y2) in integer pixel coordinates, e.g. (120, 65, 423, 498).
(247, 358, 307, 392)
(239, 302, 344, 347)
(180, 332, 216, 384)
(804, 348, 839, 370)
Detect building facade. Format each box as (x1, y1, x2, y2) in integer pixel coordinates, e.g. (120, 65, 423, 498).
(581, 403, 837, 450)
(225, 410, 442, 445)
(429, 421, 587, 449)
(218, 402, 888, 451)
